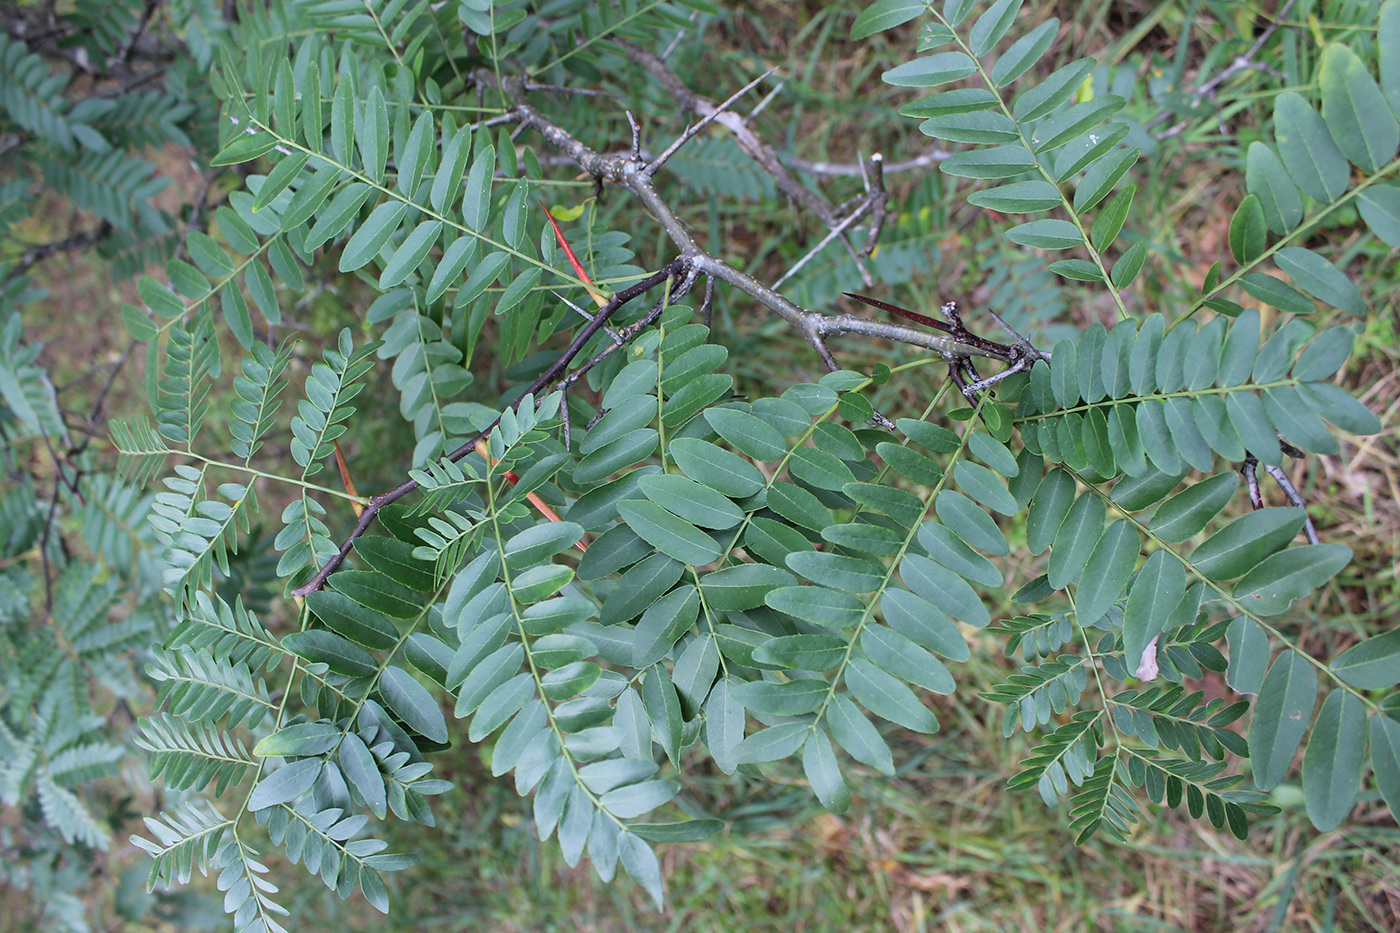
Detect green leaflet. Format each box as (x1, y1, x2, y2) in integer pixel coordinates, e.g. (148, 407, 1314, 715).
(1274, 92, 1349, 203)
(1191, 508, 1306, 581)
(827, 693, 895, 775)
(1372, 714, 1400, 821)
(1331, 628, 1400, 689)
(1048, 493, 1105, 590)
(1225, 617, 1270, 696)
(1073, 520, 1138, 626)
(883, 52, 977, 88)
(851, 0, 926, 39)
(1275, 247, 1366, 316)
(1250, 650, 1317, 791)
(247, 758, 322, 810)
(1122, 550, 1184, 671)
(380, 665, 448, 743)
(632, 586, 700, 668)
(803, 729, 851, 814)
(1301, 689, 1366, 831)
(339, 200, 407, 272)
(1319, 45, 1399, 173)
(846, 658, 939, 733)
(1233, 544, 1352, 616)
(617, 499, 722, 566)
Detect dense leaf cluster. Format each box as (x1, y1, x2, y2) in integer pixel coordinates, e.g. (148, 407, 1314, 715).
(1, 0, 1397, 928)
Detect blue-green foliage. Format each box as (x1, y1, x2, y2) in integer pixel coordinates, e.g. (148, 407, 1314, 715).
(1, 0, 1394, 928)
(106, 0, 1399, 923)
(0, 5, 231, 927)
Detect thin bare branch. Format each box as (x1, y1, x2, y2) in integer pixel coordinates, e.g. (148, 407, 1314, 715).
(1264, 463, 1320, 545)
(1149, 0, 1296, 140)
(504, 78, 1016, 368)
(551, 290, 623, 343)
(625, 111, 642, 161)
(787, 148, 952, 176)
(859, 153, 888, 260)
(614, 39, 837, 224)
(772, 202, 870, 291)
(646, 67, 778, 176)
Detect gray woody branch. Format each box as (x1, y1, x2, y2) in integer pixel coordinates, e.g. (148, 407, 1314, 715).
(501, 76, 1016, 371)
(615, 40, 885, 279)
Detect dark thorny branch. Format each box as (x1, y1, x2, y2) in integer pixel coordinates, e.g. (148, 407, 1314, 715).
(292, 259, 696, 597)
(4, 224, 112, 283)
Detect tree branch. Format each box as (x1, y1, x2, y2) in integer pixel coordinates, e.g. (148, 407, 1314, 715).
(503, 78, 1015, 368)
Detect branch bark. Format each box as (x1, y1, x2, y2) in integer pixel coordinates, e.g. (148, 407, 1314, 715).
(503, 77, 1015, 368)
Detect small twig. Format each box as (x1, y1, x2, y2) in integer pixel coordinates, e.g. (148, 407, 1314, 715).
(786, 149, 952, 177)
(1148, 0, 1296, 140)
(5, 223, 111, 283)
(1264, 463, 1320, 545)
(744, 79, 785, 123)
(333, 441, 364, 518)
(525, 83, 620, 100)
(646, 68, 778, 176)
(615, 39, 837, 223)
(562, 291, 681, 394)
(542, 206, 609, 307)
(961, 361, 1031, 396)
(626, 111, 642, 162)
(551, 290, 623, 342)
(700, 274, 715, 332)
(986, 307, 1049, 362)
(771, 202, 869, 291)
(859, 153, 888, 260)
(118, 0, 158, 64)
(560, 383, 572, 452)
(659, 12, 695, 62)
(1243, 455, 1264, 509)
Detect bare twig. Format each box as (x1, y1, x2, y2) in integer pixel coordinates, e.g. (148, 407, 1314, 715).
(787, 149, 952, 176)
(615, 39, 836, 222)
(551, 290, 623, 343)
(859, 153, 888, 260)
(745, 79, 785, 123)
(1264, 463, 1320, 545)
(646, 68, 778, 175)
(1149, 0, 1296, 140)
(525, 83, 620, 100)
(626, 111, 642, 162)
(772, 202, 870, 291)
(659, 12, 696, 62)
(1243, 455, 1264, 509)
(5, 223, 111, 283)
(613, 36, 881, 284)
